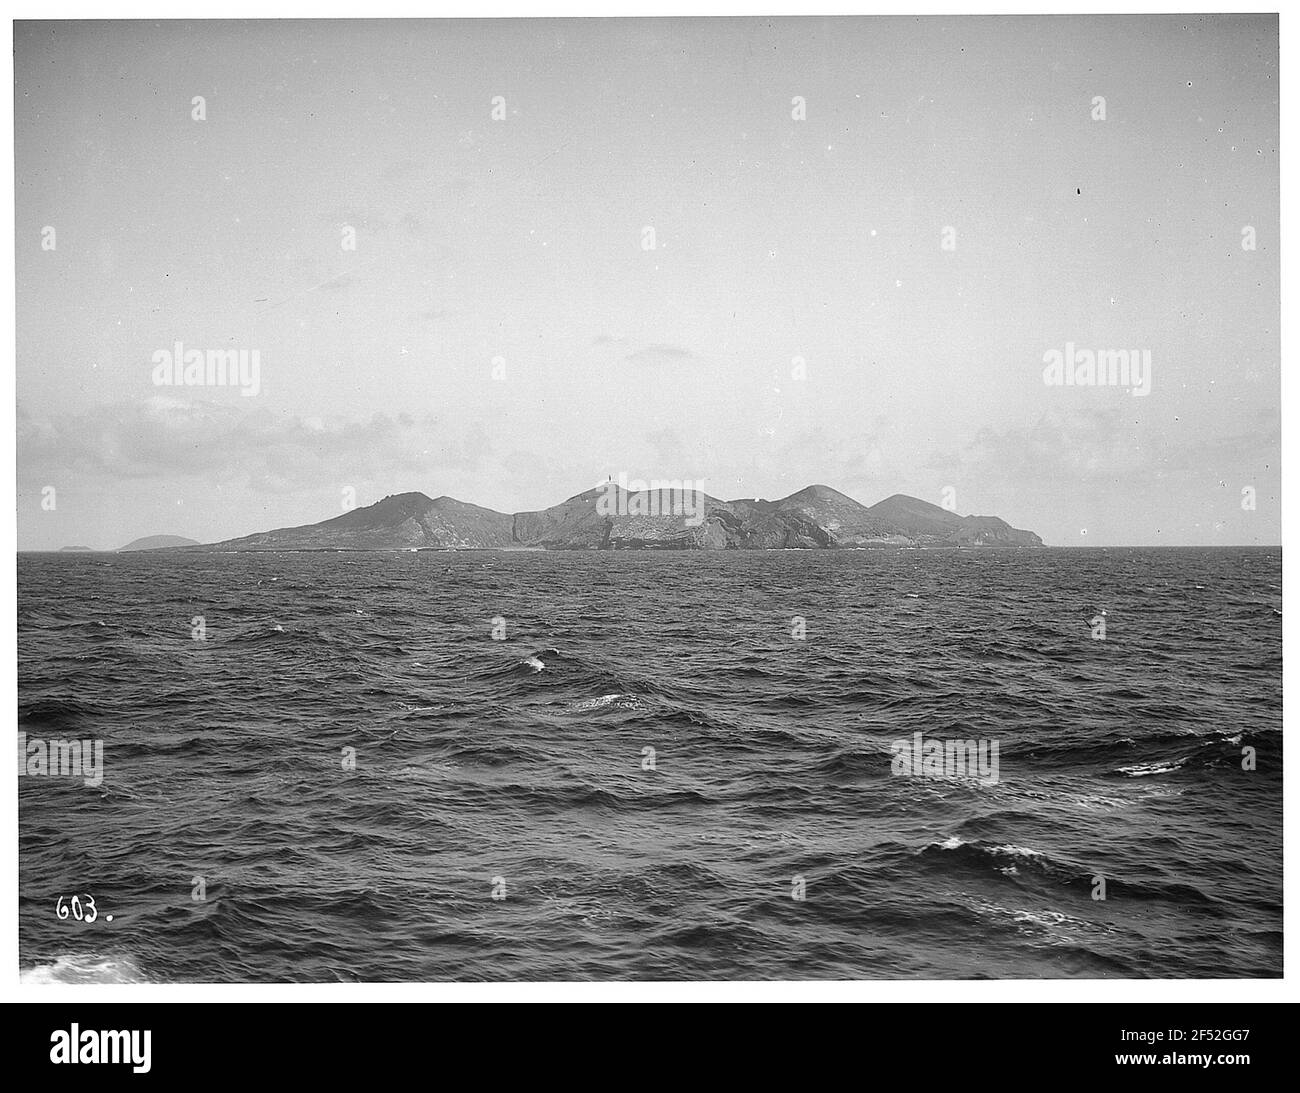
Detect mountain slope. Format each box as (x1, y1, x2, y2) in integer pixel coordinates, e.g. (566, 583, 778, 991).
(867, 494, 965, 537)
(869, 493, 1043, 546)
(947, 515, 1043, 547)
(516, 483, 913, 549)
(201, 493, 515, 550)
(754, 484, 910, 547)
(514, 486, 735, 549)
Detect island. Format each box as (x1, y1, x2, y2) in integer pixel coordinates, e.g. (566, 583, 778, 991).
(156, 483, 1044, 551)
(118, 535, 199, 552)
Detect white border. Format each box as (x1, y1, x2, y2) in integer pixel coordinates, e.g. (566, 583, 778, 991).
(4, 2, 1292, 1004)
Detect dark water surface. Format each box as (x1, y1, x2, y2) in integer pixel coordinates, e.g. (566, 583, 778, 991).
(17, 548, 1282, 981)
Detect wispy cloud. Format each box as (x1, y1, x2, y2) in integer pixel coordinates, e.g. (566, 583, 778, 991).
(17, 398, 493, 493)
(624, 343, 696, 365)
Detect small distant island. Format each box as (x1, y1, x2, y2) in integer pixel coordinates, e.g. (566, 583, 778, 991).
(139, 484, 1044, 552)
(118, 535, 199, 552)
(54, 535, 201, 553)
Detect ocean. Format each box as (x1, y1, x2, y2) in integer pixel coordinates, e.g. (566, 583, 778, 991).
(17, 547, 1282, 981)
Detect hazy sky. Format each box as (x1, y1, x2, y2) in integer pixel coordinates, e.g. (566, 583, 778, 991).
(16, 16, 1279, 549)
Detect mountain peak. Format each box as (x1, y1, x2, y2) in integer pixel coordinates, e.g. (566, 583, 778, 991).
(782, 483, 850, 504)
(375, 491, 434, 507)
(875, 492, 945, 510)
(869, 493, 963, 522)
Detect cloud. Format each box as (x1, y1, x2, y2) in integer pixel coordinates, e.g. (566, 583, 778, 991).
(644, 427, 688, 469)
(948, 407, 1281, 489)
(588, 335, 697, 365)
(327, 206, 428, 237)
(624, 342, 696, 365)
(17, 398, 494, 494)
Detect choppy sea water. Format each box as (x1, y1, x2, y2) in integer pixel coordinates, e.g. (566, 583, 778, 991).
(18, 548, 1282, 981)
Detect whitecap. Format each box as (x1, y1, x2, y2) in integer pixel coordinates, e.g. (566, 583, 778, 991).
(573, 693, 623, 711)
(1117, 757, 1187, 777)
(572, 693, 646, 712)
(21, 955, 149, 984)
(989, 844, 1044, 859)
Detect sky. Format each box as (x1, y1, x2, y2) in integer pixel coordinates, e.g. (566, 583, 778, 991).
(15, 16, 1279, 549)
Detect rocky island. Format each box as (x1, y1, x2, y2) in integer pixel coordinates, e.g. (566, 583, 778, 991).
(171, 484, 1044, 551)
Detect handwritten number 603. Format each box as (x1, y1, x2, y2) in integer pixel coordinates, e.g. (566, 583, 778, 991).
(55, 895, 97, 923)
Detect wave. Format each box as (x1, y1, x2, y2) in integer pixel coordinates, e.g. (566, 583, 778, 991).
(487, 647, 583, 678)
(21, 954, 150, 984)
(570, 693, 648, 713)
(1117, 757, 1188, 777)
(919, 837, 1079, 884)
(221, 621, 301, 645)
(18, 698, 105, 728)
